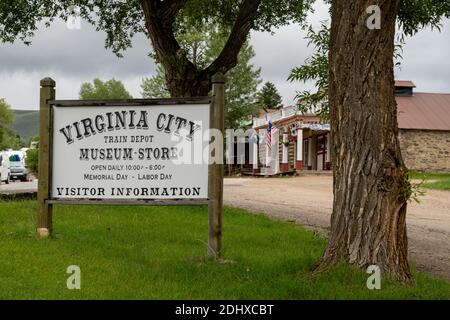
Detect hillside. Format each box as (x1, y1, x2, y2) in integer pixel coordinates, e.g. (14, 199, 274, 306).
(11, 110, 39, 142)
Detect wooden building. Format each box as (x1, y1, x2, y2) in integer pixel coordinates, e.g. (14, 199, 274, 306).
(246, 81, 450, 175)
(251, 106, 331, 175)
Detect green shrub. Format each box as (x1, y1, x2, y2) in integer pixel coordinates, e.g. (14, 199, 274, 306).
(26, 148, 39, 174)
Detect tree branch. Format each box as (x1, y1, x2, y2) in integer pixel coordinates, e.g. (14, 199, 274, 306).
(140, 0, 194, 68)
(140, 0, 201, 96)
(161, 0, 190, 23)
(140, 0, 263, 96)
(205, 0, 262, 76)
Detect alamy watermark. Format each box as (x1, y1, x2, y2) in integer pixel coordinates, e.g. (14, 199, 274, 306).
(366, 5, 381, 30)
(66, 265, 81, 290)
(366, 265, 381, 290)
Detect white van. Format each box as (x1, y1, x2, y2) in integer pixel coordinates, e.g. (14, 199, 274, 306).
(0, 151, 11, 184)
(8, 151, 28, 182)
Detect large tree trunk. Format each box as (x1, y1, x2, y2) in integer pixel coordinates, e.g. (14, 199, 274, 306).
(320, 0, 413, 282)
(164, 68, 211, 97)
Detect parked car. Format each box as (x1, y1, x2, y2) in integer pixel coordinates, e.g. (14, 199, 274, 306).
(0, 151, 11, 184)
(8, 151, 28, 182)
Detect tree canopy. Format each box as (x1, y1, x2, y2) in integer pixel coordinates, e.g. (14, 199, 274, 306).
(141, 65, 171, 99)
(288, 22, 329, 118)
(398, 0, 450, 35)
(257, 82, 283, 111)
(1, 0, 448, 97)
(288, 0, 450, 118)
(79, 78, 133, 100)
(319, 0, 450, 36)
(0, 0, 314, 97)
(0, 98, 23, 150)
(0, 0, 314, 52)
(0, 98, 14, 147)
(3, 0, 442, 44)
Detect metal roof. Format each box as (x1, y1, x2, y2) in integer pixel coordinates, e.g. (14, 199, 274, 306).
(397, 93, 450, 131)
(253, 88, 450, 132)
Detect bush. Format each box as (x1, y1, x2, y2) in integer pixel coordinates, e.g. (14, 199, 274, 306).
(26, 148, 39, 175)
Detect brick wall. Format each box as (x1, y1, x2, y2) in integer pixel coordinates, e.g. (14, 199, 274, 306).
(399, 129, 450, 172)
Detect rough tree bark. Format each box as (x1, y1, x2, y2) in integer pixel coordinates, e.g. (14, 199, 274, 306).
(319, 0, 413, 281)
(140, 0, 261, 97)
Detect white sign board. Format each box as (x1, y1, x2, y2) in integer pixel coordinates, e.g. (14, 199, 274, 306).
(52, 104, 210, 199)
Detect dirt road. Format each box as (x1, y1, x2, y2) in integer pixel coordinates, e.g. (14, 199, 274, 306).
(224, 176, 450, 281)
(0, 180, 37, 194)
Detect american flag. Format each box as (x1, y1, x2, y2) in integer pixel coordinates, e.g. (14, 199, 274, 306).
(266, 121, 273, 151)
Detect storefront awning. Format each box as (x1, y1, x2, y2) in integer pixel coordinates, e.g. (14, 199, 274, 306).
(300, 123, 330, 131)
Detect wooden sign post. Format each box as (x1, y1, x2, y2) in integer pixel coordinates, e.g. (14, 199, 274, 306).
(37, 77, 55, 237)
(208, 73, 225, 259)
(36, 75, 225, 260)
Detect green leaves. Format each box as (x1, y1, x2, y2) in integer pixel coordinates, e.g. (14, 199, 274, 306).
(0, 98, 19, 149)
(141, 65, 171, 99)
(26, 147, 39, 175)
(142, 24, 262, 129)
(0, 98, 14, 125)
(398, 0, 450, 36)
(178, 0, 314, 31)
(79, 78, 133, 100)
(288, 22, 330, 118)
(0, 0, 314, 57)
(255, 0, 314, 32)
(257, 82, 282, 110)
(288, 19, 407, 119)
(221, 40, 262, 129)
(0, 0, 145, 56)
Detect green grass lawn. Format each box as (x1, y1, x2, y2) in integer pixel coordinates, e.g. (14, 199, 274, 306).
(0, 200, 449, 299)
(409, 172, 450, 190)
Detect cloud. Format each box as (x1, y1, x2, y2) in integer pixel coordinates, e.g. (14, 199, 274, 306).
(0, 20, 155, 76)
(395, 20, 450, 93)
(250, 0, 330, 105)
(0, 19, 155, 108)
(0, 71, 145, 109)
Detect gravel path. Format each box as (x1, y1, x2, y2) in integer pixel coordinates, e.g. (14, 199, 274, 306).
(0, 180, 37, 194)
(224, 176, 450, 281)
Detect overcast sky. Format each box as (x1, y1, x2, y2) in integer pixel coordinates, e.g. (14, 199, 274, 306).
(1, 1, 449, 110)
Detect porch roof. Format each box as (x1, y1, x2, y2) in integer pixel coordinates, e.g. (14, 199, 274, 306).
(253, 114, 321, 130)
